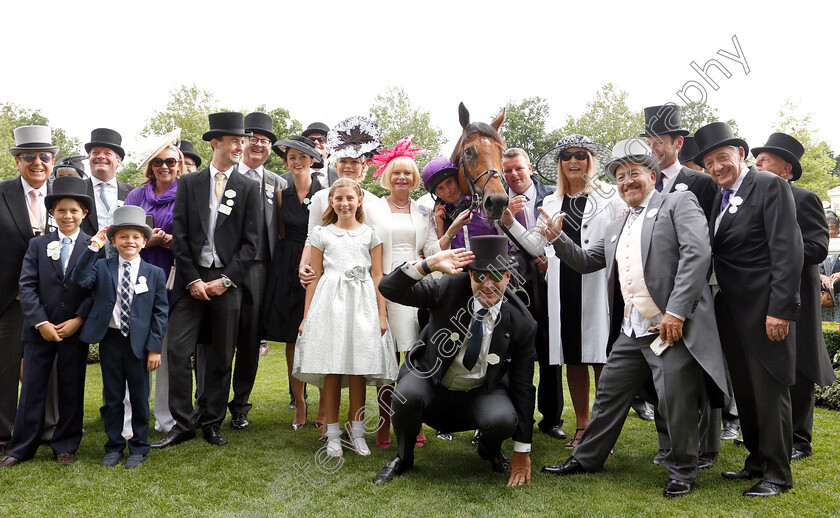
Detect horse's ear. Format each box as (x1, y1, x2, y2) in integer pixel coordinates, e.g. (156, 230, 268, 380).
(458, 102, 470, 129)
(491, 108, 505, 131)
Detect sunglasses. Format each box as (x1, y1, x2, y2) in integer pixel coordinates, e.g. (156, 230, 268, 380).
(151, 158, 179, 167)
(308, 136, 326, 143)
(22, 153, 53, 163)
(471, 271, 505, 283)
(560, 151, 589, 162)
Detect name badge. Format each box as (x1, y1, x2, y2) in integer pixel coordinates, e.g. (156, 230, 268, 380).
(218, 204, 232, 215)
(674, 183, 688, 192)
(610, 234, 618, 243)
(487, 353, 500, 365)
(134, 282, 149, 294)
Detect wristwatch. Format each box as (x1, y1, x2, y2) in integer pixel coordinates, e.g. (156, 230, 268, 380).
(221, 276, 233, 288)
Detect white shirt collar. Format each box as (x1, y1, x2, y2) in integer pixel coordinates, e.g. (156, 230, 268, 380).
(91, 176, 117, 188)
(661, 160, 682, 181)
(727, 165, 750, 194)
(117, 255, 141, 269)
(20, 177, 47, 197)
(58, 228, 81, 242)
(237, 162, 263, 178)
(471, 293, 503, 320)
(210, 163, 236, 179)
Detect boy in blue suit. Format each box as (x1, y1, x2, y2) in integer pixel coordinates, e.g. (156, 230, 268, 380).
(0, 176, 93, 468)
(72, 205, 168, 468)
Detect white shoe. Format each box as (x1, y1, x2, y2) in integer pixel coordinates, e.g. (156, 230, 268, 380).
(351, 434, 371, 456)
(326, 437, 343, 458)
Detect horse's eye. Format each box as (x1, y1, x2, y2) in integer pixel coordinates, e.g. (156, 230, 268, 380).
(464, 146, 475, 159)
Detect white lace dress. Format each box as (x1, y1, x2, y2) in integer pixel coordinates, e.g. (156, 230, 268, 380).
(293, 223, 398, 387)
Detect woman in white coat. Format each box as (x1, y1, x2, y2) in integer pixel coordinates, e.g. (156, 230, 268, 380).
(539, 134, 625, 449)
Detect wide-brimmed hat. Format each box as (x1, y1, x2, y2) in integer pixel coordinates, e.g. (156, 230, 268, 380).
(52, 155, 87, 178)
(421, 157, 459, 194)
(605, 139, 660, 181)
(536, 134, 612, 183)
(327, 116, 381, 160)
(137, 129, 181, 171)
(302, 122, 329, 138)
(44, 176, 92, 213)
(9, 125, 59, 157)
(244, 112, 277, 143)
(272, 135, 324, 168)
(106, 205, 153, 241)
(678, 136, 700, 165)
(202, 112, 249, 141)
(692, 122, 749, 167)
(751, 132, 804, 181)
(466, 236, 518, 272)
(85, 128, 125, 160)
(179, 140, 202, 167)
(639, 105, 690, 138)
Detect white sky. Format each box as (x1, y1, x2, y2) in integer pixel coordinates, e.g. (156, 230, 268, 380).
(3, 0, 838, 160)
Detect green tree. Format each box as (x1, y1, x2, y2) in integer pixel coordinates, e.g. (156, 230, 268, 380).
(141, 83, 217, 167)
(680, 102, 740, 135)
(560, 83, 645, 151)
(774, 99, 838, 200)
(0, 103, 83, 180)
(493, 96, 557, 162)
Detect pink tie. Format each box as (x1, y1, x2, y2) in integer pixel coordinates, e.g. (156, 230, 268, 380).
(29, 190, 42, 225)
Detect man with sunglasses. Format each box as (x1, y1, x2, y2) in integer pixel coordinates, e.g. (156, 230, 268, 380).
(0, 126, 60, 458)
(375, 236, 537, 488)
(540, 139, 729, 498)
(282, 122, 336, 188)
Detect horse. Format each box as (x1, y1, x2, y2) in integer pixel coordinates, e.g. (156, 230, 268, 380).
(450, 102, 509, 220)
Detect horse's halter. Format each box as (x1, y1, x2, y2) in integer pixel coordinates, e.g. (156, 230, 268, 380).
(459, 140, 502, 212)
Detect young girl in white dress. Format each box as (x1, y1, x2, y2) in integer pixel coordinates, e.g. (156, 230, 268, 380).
(294, 178, 398, 458)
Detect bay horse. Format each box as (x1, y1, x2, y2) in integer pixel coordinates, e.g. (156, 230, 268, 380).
(450, 102, 509, 220)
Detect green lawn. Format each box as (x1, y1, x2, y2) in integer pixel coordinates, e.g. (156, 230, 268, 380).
(2, 345, 839, 517)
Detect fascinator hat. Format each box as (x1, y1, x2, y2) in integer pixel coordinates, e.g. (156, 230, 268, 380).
(327, 116, 381, 160)
(371, 136, 426, 179)
(136, 129, 182, 171)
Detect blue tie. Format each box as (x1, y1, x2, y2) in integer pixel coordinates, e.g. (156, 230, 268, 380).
(119, 261, 132, 337)
(60, 237, 72, 274)
(98, 183, 111, 212)
(655, 172, 664, 192)
(463, 308, 489, 371)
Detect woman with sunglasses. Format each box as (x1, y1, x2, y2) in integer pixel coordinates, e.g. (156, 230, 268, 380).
(124, 132, 186, 435)
(535, 134, 625, 449)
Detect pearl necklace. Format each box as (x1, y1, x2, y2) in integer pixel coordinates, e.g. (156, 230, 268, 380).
(388, 196, 410, 210)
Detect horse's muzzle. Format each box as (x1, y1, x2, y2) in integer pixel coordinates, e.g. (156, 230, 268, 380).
(483, 191, 509, 220)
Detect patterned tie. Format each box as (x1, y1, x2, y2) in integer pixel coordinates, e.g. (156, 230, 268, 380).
(98, 182, 111, 212)
(119, 261, 133, 337)
(626, 205, 644, 227)
(60, 237, 73, 274)
(29, 190, 42, 225)
(214, 172, 226, 200)
(655, 172, 664, 193)
(463, 308, 489, 371)
(246, 169, 257, 181)
(720, 189, 733, 212)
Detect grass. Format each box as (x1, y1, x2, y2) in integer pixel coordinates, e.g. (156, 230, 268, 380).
(1, 345, 839, 517)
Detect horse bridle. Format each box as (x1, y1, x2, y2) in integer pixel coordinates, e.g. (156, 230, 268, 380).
(459, 144, 502, 212)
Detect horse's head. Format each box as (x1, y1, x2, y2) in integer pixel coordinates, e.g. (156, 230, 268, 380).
(450, 102, 508, 220)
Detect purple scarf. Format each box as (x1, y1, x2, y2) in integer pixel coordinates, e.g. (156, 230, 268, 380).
(124, 179, 178, 271)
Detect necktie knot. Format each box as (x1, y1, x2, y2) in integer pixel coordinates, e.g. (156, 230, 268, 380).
(246, 169, 257, 180)
(123, 261, 131, 272)
(721, 189, 733, 211)
(62, 237, 72, 245)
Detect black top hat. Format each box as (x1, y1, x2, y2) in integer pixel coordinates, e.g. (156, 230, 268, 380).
(273, 136, 324, 169)
(302, 122, 330, 138)
(244, 112, 278, 143)
(751, 132, 804, 181)
(179, 140, 202, 168)
(202, 112, 249, 142)
(692, 122, 749, 167)
(85, 128, 125, 160)
(640, 105, 690, 138)
(466, 236, 518, 272)
(678, 136, 700, 165)
(45, 176, 93, 213)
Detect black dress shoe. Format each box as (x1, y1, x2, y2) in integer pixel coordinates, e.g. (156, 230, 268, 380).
(743, 481, 788, 497)
(791, 448, 812, 461)
(471, 430, 482, 447)
(542, 456, 598, 476)
(231, 413, 249, 430)
(663, 479, 693, 498)
(0, 456, 22, 468)
(722, 469, 762, 480)
(202, 426, 228, 446)
(538, 423, 567, 441)
(698, 452, 718, 470)
(150, 429, 196, 449)
(373, 457, 413, 484)
(476, 440, 510, 474)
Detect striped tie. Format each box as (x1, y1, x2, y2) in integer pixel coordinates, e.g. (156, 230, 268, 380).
(119, 261, 133, 337)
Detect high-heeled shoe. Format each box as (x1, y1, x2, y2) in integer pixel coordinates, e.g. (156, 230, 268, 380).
(314, 422, 324, 429)
(292, 423, 306, 431)
(375, 439, 391, 448)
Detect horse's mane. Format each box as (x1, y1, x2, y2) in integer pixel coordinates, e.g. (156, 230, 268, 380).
(449, 122, 506, 165)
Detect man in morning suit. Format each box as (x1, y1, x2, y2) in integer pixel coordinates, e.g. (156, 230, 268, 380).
(752, 132, 835, 461)
(696, 122, 803, 496)
(0, 126, 57, 457)
(375, 236, 537, 487)
(540, 139, 729, 498)
(152, 112, 259, 449)
(228, 112, 287, 430)
(500, 147, 564, 442)
(81, 128, 135, 242)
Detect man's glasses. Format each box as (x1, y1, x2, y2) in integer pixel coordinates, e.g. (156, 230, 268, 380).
(21, 153, 52, 163)
(151, 158, 179, 167)
(248, 136, 271, 146)
(308, 136, 326, 143)
(471, 271, 505, 283)
(560, 151, 589, 162)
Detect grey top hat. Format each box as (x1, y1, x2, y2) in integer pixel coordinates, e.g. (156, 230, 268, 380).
(85, 128, 125, 160)
(106, 205, 153, 241)
(605, 139, 660, 181)
(9, 125, 59, 157)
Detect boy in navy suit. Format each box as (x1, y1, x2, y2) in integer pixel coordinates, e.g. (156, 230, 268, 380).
(0, 176, 93, 468)
(72, 205, 168, 468)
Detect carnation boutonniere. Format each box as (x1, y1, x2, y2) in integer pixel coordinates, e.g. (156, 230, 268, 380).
(46, 240, 61, 261)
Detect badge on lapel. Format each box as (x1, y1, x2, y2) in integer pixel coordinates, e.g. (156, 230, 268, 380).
(610, 234, 618, 243)
(728, 195, 743, 215)
(46, 240, 61, 260)
(218, 205, 232, 215)
(487, 353, 500, 365)
(674, 183, 688, 192)
(418, 205, 428, 216)
(647, 208, 659, 219)
(135, 275, 149, 294)
(225, 189, 237, 198)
